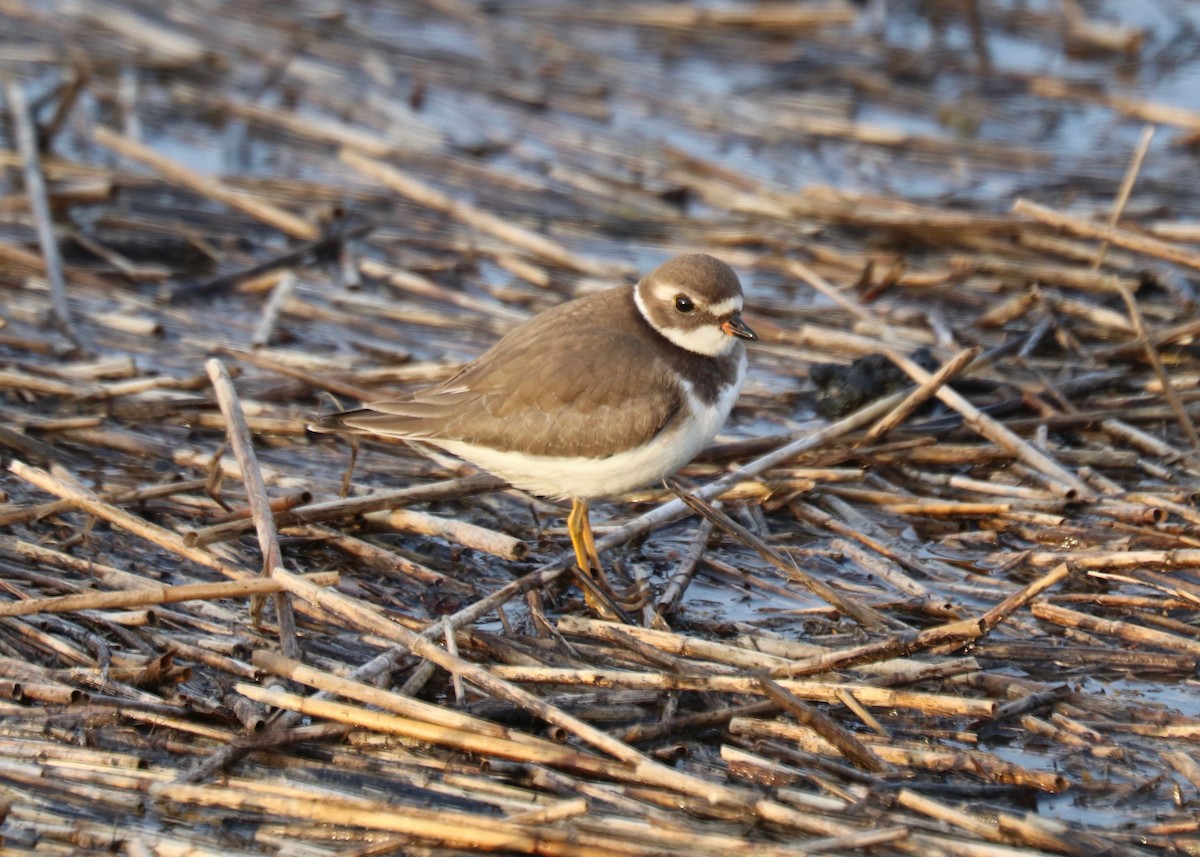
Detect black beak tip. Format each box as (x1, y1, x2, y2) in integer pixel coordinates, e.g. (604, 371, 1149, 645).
(723, 314, 758, 341)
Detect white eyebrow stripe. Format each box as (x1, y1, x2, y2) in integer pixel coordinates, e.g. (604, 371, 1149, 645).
(651, 282, 680, 302)
(706, 296, 742, 317)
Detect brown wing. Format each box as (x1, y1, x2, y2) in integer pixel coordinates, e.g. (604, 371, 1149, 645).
(317, 287, 686, 458)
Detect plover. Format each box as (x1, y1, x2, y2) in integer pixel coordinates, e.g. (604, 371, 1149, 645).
(314, 253, 756, 615)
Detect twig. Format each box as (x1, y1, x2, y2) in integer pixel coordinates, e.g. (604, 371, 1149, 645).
(93, 126, 318, 240)
(1092, 125, 1155, 270)
(6, 80, 78, 347)
(341, 148, 615, 276)
(9, 459, 246, 580)
(654, 516, 713, 618)
(756, 675, 895, 774)
(0, 571, 337, 618)
(1113, 280, 1200, 450)
(668, 481, 893, 631)
(883, 348, 1093, 498)
(1014, 197, 1200, 272)
(205, 359, 299, 657)
(183, 473, 507, 546)
(183, 221, 378, 301)
(250, 270, 296, 348)
(860, 346, 981, 444)
(365, 507, 528, 560)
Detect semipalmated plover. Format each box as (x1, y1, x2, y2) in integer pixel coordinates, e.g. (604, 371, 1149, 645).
(314, 253, 757, 614)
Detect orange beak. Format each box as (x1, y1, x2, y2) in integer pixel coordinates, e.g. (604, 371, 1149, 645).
(721, 312, 757, 340)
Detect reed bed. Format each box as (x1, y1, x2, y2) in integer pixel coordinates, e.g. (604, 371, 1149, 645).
(1, 1, 1199, 854)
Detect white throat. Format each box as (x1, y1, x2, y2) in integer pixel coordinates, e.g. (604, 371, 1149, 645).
(634, 288, 740, 357)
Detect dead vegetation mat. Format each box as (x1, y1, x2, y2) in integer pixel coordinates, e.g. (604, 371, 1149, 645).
(2, 1, 1200, 854)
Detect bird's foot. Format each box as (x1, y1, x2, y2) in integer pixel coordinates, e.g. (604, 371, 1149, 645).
(567, 498, 648, 622)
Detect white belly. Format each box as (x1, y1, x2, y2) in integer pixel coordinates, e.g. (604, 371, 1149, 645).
(432, 356, 746, 500)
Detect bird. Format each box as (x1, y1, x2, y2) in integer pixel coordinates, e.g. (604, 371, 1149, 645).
(312, 253, 757, 617)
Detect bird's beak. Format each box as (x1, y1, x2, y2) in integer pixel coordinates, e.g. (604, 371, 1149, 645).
(721, 312, 758, 341)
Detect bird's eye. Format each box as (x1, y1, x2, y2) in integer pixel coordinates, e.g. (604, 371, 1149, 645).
(674, 295, 695, 313)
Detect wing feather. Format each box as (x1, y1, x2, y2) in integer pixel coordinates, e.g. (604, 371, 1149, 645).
(314, 287, 687, 457)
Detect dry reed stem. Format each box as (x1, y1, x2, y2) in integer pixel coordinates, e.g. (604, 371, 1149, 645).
(884, 348, 1093, 498)
(789, 498, 966, 584)
(800, 827, 912, 854)
(6, 80, 77, 345)
(559, 617, 804, 673)
(1024, 547, 1200, 570)
(1014, 197, 1200, 271)
(731, 719, 1068, 793)
(1031, 602, 1200, 656)
(237, 682, 635, 778)
(0, 571, 337, 618)
(205, 358, 297, 651)
(975, 563, 1071, 635)
(365, 507, 528, 560)
(896, 789, 1076, 853)
(8, 460, 248, 580)
(1092, 125, 1155, 270)
(654, 515, 713, 617)
(486, 665, 995, 717)
(59, 0, 207, 62)
(1100, 419, 1197, 471)
(207, 491, 313, 525)
(359, 258, 530, 322)
(756, 675, 895, 774)
(173, 85, 429, 157)
(0, 239, 61, 281)
(0, 367, 85, 396)
(92, 127, 318, 240)
(183, 473, 507, 545)
(341, 149, 613, 276)
(571, 812, 832, 857)
(1031, 76, 1199, 131)
(297, 523, 473, 591)
(861, 346, 982, 444)
(964, 255, 1139, 293)
(1113, 280, 1200, 449)
(824, 539, 948, 609)
(151, 780, 648, 857)
(671, 485, 891, 630)
(537, 4, 858, 29)
(779, 257, 879, 326)
(213, 344, 379, 401)
(249, 270, 296, 348)
(267, 566, 754, 808)
(255, 650, 571, 749)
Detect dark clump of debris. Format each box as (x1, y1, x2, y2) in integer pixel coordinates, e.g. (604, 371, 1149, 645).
(811, 348, 939, 418)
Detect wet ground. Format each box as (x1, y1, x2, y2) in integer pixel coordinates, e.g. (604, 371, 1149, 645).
(3, 0, 1200, 854)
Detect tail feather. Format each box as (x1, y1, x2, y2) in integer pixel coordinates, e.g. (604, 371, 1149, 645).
(309, 407, 434, 440)
(311, 390, 479, 439)
(308, 408, 375, 435)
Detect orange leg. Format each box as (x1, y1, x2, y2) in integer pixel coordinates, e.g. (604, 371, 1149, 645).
(566, 498, 631, 623)
(567, 498, 603, 577)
